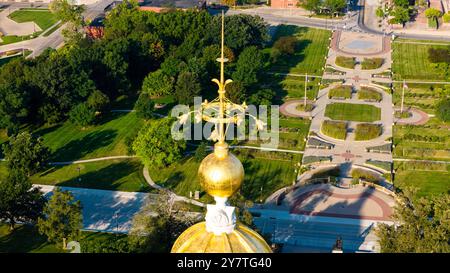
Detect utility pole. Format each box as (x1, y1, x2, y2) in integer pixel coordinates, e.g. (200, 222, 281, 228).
(400, 79, 405, 113)
(304, 73, 308, 108)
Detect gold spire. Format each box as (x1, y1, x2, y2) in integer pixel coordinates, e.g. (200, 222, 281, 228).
(171, 11, 271, 253)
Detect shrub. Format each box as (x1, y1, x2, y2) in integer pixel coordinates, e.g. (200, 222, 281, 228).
(357, 87, 382, 101)
(141, 69, 174, 97)
(428, 17, 438, 29)
(321, 120, 347, 140)
(355, 123, 382, 140)
(295, 103, 314, 112)
(328, 85, 352, 99)
(351, 169, 380, 183)
(443, 12, 450, 23)
(361, 58, 384, 70)
(394, 110, 411, 119)
(69, 103, 96, 127)
(134, 94, 155, 120)
(87, 90, 110, 112)
(436, 98, 450, 122)
(335, 56, 356, 69)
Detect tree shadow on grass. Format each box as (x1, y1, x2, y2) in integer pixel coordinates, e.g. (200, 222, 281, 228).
(33, 123, 63, 138)
(57, 160, 150, 192)
(0, 225, 62, 253)
(51, 129, 118, 162)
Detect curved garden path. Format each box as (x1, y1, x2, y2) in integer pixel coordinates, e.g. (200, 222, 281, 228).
(394, 107, 430, 125)
(280, 99, 313, 118)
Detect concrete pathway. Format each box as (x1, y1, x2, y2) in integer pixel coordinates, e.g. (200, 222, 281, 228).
(0, 7, 41, 37)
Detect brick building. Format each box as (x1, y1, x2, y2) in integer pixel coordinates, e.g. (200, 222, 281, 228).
(271, 0, 299, 8)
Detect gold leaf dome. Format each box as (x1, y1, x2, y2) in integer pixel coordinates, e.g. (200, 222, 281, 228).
(198, 143, 244, 198)
(171, 221, 272, 253)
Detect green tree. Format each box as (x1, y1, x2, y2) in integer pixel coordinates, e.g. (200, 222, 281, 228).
(50, 0, 85, 25)
(69, 103, 96, 127)
(2, 132, 50, 176)
(390, 6, 410, 25)
(0, 171, 46, 230)
(128, 190, 197, 252)
(376, 7, 385, 18)
(226, 81, 247, 104)
(436, 98, 450, 122)
(141, 70, 174, 97)
(298, 0, 322, 14)
(324, 0, 347, 16)
(38, 187, 82, 249)
(273, 36, 297, 56)
(133, 118, 186, 168)
(376, 189, 450, 253)
(134, 93, 155, 120)
(0, 59, 31, 132)
(87, 90, 110, 112)
(232, 46, 264, 87)
(175, 72, 201, 105)
(393, 0, 409, 8)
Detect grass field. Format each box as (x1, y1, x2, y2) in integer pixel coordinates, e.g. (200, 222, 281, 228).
(35, 111, 144, 161)
(150, 155, 296, 202)
(0, 159, 149, 192)
(266, 74, 320, 101)
(392, 41, 450, 80)
(325, 103, 381, 122)
(268, 25, 331, 75)
(8, 9, 58, 31)
(0, 224, 128, 253)
(395, 169, 450, 197)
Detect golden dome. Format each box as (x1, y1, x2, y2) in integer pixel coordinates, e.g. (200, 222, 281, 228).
(198, 143, 244, 198)
(171, 221, 272, 253)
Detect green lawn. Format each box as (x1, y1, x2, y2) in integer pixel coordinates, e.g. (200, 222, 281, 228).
(395, 170, 450, 197)
(0, 224, 129, 253)
(35, 111, 144, 161)
(325, 103, 381, 122)
(361, 58, 384, 70)
(268, 25, 331, 75)
(392, 41, 450, 80)
(150, 155, 296, 202)
(266, 74, 321, 101)
(8, 9, 58, 31)
(34, 159, 149, 192)
(355, 123, 382, 140)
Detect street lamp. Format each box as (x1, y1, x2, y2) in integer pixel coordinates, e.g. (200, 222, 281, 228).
(77, 167, 81, 182)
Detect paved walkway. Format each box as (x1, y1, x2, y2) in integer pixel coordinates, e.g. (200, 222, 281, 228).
(394, 107, 430, 125)
(0, 7, 41, 37)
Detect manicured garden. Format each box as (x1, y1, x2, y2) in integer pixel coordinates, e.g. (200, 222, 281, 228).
(321, 120, 347, 140)
(361, 58, 384, 70)
(325, 103, 381, 122)
(328, 85, 352, 99)
(335, 56, 356, 69)
(394, 164, 450, 197)
(358, 87, 382, 102)
(355, 123, 382, 140)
